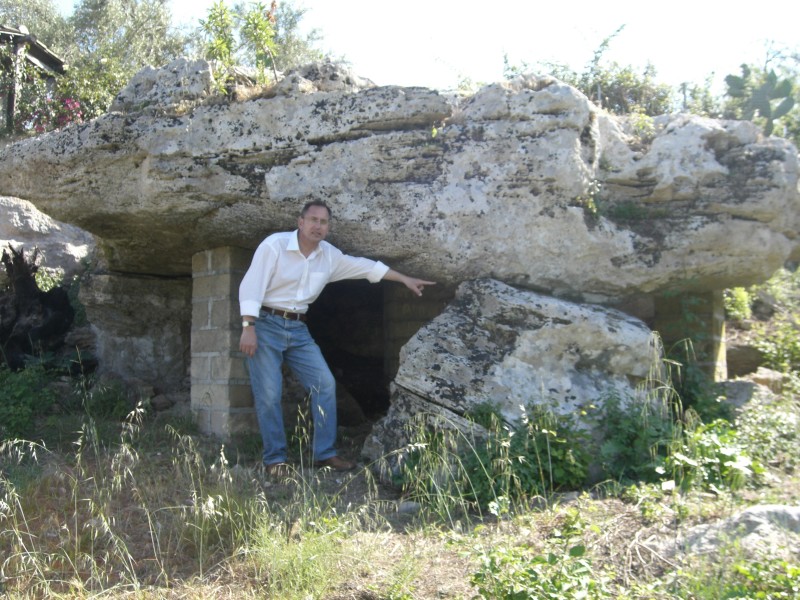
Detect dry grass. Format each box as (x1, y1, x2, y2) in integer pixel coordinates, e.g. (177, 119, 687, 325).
(2, 380, 799, 599)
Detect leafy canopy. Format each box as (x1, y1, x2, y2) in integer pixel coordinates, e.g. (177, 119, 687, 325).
(0, 0, 323, 136)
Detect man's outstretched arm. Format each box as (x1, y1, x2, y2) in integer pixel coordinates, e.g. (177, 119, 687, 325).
(383, 269, 436, 297)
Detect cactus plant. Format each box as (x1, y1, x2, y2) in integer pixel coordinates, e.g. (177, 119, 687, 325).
(725, 64, 795, 136)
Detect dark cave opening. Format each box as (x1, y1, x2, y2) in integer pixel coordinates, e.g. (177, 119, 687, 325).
(306, 279, 390, 421)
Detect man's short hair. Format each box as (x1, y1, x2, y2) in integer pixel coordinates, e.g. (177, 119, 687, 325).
(301, 200, 332, 218)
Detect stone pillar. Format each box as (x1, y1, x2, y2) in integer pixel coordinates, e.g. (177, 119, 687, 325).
(653, 290, 727, 381)
(191, 247, 257, 438)
(383, 284, 453, 378)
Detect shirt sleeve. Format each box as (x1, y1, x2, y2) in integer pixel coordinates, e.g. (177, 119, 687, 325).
(239, 239, 278, 316)
(329, 248, 390, 284)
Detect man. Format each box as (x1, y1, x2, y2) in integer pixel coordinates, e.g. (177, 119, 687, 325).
(239, 200, 435, 475)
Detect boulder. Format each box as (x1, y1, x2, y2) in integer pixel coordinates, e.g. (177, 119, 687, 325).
(655, 504, 800, 563)
(363, 278, 660, 464)
(0, 61, 796, 302)
(0, 196, 94, 282)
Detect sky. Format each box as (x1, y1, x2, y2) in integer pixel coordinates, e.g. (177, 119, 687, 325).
(52, 0, 800, 93)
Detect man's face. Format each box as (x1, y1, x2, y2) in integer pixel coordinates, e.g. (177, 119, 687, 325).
(297, 205, 331, 247)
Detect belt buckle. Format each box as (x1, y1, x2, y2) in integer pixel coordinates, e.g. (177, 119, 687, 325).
(281, 310, 292, 320)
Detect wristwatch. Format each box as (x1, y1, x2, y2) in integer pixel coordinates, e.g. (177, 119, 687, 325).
(242, 320, 254, 327)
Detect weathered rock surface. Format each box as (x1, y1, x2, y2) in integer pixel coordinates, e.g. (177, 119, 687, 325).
(77, 272, 191, 391)
(652, 504, 800, 563)
(363, 278, 660, 463)
(0, 196, 94, 281)
(2, 59, 799, 445)
(0, 60, 797, 302)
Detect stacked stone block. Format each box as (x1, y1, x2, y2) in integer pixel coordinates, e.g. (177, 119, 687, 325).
(653, 290, 727, 381)
(191, 247, 257, 438)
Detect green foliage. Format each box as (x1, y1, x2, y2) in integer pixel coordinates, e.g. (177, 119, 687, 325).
(0, 43, 82, 135)
(734, 394, 799, 472)
(667, 417, 763, 493)
(55, 54, 129, 121)
(726, 559, 800, 598)
(1, 0, 188, 135)
(755, 317, 800, 374)
(0, 363, 56, 440)
(395, 405, 590, 515)
(76, 377, 132, 420)
(725, 64, 795, 136)
(465, 406, 590, 509)
(668, 348, 731, 423)
(600, 200, 655, 222)
(200, 0, 279, 86)
(719, 50, 800, 147)
(269, 0, 323, 70)
(64, 0, 188, 119)
(724, 287, 752, 322)
(571, 179, 601, 216)
(0, 0, 74, 55)
(472, 544, 607, 600)
(471, 513, 611, 600)
(200, 0, 237, 66)
(678, 557, 800, 599)
(33, 266, 64, 292)
(505, 26, 674, 116)
(740, 266, 800, 378)
(67, 0, 187, 71)
(389, 427, 470, 523)
(677, 78, 723, 117)
(754, 266, 800, 308)
(240, 2, 279, 81)
(596, 394, 675, 484)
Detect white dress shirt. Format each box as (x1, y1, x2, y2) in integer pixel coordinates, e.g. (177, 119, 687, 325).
(239, 230, 389, 317)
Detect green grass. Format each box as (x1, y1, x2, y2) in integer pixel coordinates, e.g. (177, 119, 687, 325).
(1, 385, 798, 598)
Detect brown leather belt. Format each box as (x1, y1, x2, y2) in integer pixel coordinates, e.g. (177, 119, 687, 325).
(262, 306, 307, 322)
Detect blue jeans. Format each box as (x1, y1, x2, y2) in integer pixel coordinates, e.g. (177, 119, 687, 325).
(247, 310, 338, 465)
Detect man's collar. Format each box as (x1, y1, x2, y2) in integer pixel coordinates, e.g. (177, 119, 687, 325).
(288, 230, 301, 251)
(289, 230, 322, 257)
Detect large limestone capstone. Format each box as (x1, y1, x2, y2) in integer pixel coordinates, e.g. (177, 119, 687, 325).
(0, 59, 796, 302)
(363, 278, 660, 463)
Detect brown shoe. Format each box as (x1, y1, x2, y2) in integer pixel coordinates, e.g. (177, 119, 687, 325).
(314, 456, 356, 472)
(264, 462, 292, 478)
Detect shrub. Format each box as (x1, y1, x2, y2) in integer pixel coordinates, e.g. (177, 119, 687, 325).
(679, 557, 800, 599)
(393, 405, 591, 515)
(724, 287, 752, 321)
(734, 395, 799, 472)
(667, 417, 763, 492)
(471, 510, 612, 600)
(596, 394, 675, 484)
(667, 342, 732, 423)
(0, 364, 56, 440)
(459, 405, 590, 510)
(755, 317, 800, 374)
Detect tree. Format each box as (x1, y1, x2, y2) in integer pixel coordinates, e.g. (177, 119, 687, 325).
(0, 0, 73, 56)
(504, 26, 674, 117)
(677, 78, 722, 118)
(0, 1, 79, 136)
(1, 0, 190, 133)
(62, 0, 189, 119)
(198, 0, 324, 85)
(269, 0, 323, 70)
